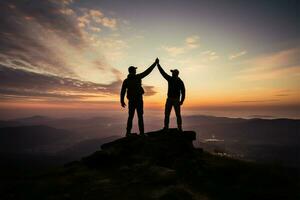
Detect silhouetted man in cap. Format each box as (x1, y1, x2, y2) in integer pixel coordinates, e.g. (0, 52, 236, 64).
(157, 58, 185, 131)
(120, 59, 158, 136)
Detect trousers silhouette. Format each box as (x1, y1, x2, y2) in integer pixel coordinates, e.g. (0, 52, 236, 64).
(164, 98, 182, 130)
(127, 97, 144, 134)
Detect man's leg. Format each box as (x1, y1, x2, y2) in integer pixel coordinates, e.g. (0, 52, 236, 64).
(174, 100, 182, 131)
(164, 98, 172, 129)
(137, 99, 144, 135)
(126, 101, 135, 135)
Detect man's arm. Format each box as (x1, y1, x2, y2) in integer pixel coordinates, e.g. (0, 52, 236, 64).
(120, 80, 127, 107)
(180, 81, 185, 105)
(137, 60, 157, 79)
(157, 62, 171, 81)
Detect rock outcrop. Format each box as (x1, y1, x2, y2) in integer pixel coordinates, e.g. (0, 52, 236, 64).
(82, 129, 198, 170)
(78, 129, 203, 200)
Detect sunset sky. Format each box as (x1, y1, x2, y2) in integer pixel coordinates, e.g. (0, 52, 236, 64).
(0, 0, 299, 118)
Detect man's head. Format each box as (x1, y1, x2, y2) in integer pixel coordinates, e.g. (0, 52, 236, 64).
(170, 69, 179, 77)
(128, 66, 137, 75)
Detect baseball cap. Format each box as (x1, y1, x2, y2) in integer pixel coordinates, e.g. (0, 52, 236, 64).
(128, 66, 137, 73)
(170, 69, 179, 75)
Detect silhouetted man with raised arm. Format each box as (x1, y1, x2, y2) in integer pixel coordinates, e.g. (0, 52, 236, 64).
(120, 59, 158, 136)
(157, 59, 185, 132)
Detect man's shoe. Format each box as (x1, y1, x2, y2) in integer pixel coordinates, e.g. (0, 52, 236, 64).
(126, 132, 131, 137)
(140, 133, 146, 137)
(160, 127, 168, 133)
(163, 127, 169, 130)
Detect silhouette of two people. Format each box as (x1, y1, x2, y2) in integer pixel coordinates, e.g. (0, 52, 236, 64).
(120, 58, 185, 136)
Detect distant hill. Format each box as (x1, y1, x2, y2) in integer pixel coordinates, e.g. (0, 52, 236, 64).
(1, 115, 299, 166)
(184, 115, 300, 144)
(57, 135, 121, 159)
(0, 125, 77, 154)
(13, 115, 53, 124)
(0, 120, 22, 128)
(3, 115, 298, 145)
(183, 115, 300, 166)
(0, 124, 121, 165)
(0, 115, 125, 138)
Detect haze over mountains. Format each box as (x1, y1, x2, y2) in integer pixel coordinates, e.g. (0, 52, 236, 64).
(0, 114, 299, 167)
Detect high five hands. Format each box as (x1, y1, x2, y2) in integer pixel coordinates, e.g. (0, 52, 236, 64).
(155, 57, 159, 65)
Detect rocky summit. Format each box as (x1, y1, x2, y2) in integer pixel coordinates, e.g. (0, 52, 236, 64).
(82, 129, 198, 170)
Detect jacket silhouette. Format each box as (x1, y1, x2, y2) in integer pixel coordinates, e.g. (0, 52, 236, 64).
(157, 61, 185, 131)
(120, 60, 156, 136)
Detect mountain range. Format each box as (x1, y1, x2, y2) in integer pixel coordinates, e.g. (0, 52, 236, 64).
(0, 115, 299, 167)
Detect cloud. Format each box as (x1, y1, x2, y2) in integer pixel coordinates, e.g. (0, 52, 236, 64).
(229, 50, 247, 60)
(250, 48, 300, 68)
(0, 1, 155, 102)
(271, 89, 291, 97)
(89, 35, 129, 61)
(201, 50, 219, 61)
(185, 36, 200, 49)
(0, 65, 119, 100)
(0, 65, 156, 101)
(161, 46, 185, 57)
(59, 0, 74, 5)
(5, 0, 84, 45)
(233, 99, 280, 103)
(89, 9, 103, 18)
(143, 86, 156, 96)
(237, 66, 300, 81)
(0, 0, 86, 76)
(0, 1, 121, 76)
(0, 1, 123, 75)
(161, 35, 200, 56)
(236, 48, 300, 81)
(77, 13, 91, 28)
(101, 17, 117, 29)
(77, 8, 117, 30)
(275, 94, 289, 97)
(90, 26, 101, 32)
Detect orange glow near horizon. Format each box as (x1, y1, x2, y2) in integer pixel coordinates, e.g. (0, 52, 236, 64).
(1, 96, 300, 111)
